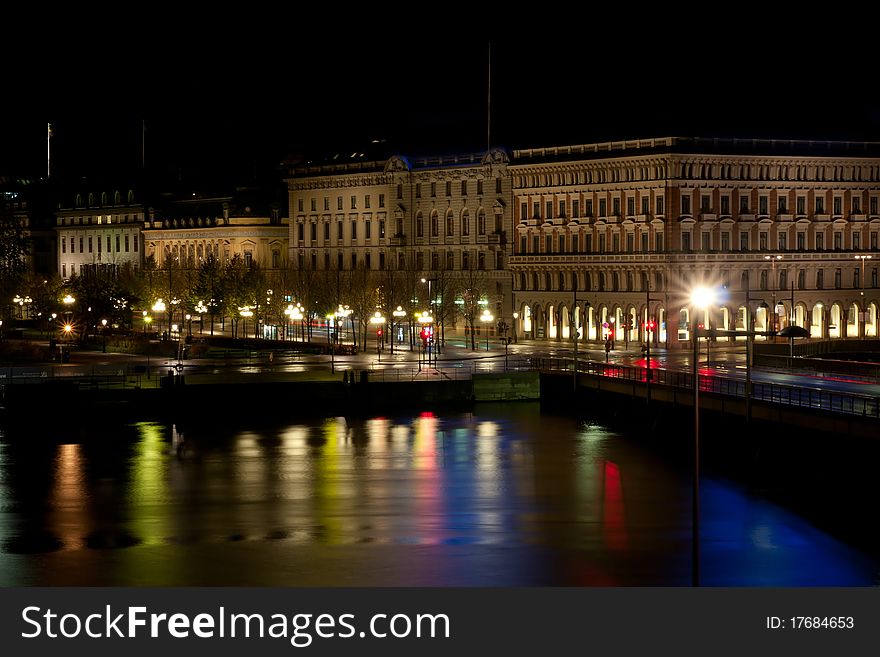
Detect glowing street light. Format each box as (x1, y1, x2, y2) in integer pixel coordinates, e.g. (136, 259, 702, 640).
(480, 308, 494, 351)
(417, 310, 434, 369)
(239, 306, 253, 339)
(391, 306, 406, 355)
(370, 310, 386, 362)
(688, 285, 717, 588)
(512, 311, 519, 343)
(152, 299, 167, 337)
(336, 305, 352, 348)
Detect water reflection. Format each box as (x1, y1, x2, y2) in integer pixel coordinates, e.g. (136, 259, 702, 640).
(0, 404, 876, 586)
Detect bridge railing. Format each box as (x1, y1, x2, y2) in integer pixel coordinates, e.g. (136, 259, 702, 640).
(531, 357, 879, 419)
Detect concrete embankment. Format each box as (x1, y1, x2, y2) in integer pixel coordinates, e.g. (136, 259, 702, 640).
(0, 372, 541, 425)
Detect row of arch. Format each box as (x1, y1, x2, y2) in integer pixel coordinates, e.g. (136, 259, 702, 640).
(516, 300, 880, 344)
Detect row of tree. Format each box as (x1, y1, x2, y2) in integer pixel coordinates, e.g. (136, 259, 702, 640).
(3, 252, 498, 350)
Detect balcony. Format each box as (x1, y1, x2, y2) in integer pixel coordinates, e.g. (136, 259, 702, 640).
(488, 231, 506, 246)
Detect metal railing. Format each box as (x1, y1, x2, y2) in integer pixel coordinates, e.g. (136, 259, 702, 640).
(532, 357, 880, 419)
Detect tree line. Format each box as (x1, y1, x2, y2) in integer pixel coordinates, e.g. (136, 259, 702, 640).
(4, 251, 498, 350)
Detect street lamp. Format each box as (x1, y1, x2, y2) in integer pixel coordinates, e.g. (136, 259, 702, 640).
(370, 311, 386, 362)
(689, 285, 717, 588)
(195, 300, 208, 337)
(152, 299, 167, 338)
(855, 255, 872, 337)
(512, 311, 519, 343)
(480, 308, 494, 351)
(417, 310, 434, 369)
(336, 305, 352, 350)
(764, 254, 782, 333)
(101, 318, 108, 353)
(325, 312, 336, 373)
(421, 277, 439, 353)
(392, 306, 406, 355)
(239, 306, 253, 339)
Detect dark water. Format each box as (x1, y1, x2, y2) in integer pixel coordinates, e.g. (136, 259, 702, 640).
(0, 403, 876, 586)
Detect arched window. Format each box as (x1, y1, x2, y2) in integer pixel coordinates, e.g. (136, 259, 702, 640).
(545, 273, 552, 291)
(626, 272, 634, 291)
(612, 272, 620, 292)
(461, 209, 470, 236)
(598, 272, 606, 291)
(532, 273, 539, 290)
(558, 272, 566, 291)
(445, 210, 454, 237)
(584, 272, 592, 291)
(101, 192, 107, 206)
(519, 273, 526, 291)
(760, 270, 768, 290)
(114, 191, 120, 205)
(741, 271, 749, 290)
(430, 210, 438, 237)
(415, 212, 424, 238)
(478, 209, 486, 235)
(127, 190, 134, 203)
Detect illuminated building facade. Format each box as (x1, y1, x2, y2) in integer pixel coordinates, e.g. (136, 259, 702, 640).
(286, 149, 513, 333)
(55, 188, 145, 279)
(143, 194, 287, 270)
(508, 137, 880, 347)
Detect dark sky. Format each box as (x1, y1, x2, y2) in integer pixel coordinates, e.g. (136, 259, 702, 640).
(2, 34, 878, 186)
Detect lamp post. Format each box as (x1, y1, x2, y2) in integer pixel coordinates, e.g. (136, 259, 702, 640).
(185, 314, 192, 338)
(421, 277, 439, 353)
(417, 310, 434, 369)
(480, 308, 494, 351)
(764, 254, 782, 333)
(512, 311, 519, 343)
(195, 301, 207, 336)
(855, 255, 872, 337)
(689, 285, 717, 588)
(335, 305, 352, 351)
(101, 318, 108, 353)
(644, 284, 661, 405)
(326, 313, 336, 373)
(239, 306, 253, 340)
(370, 311, 386, 363)
(392, 306, 406, 355)
(152, 299, 166, 339)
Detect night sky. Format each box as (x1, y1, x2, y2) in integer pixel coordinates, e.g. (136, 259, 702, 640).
(2, 34, 877, 186)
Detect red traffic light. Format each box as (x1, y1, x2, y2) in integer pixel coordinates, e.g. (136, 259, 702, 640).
(646, 321, 656, 330)
(377, 329, 383, 337)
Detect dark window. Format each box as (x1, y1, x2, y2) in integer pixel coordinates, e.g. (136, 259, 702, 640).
(681, 195, 691, 215)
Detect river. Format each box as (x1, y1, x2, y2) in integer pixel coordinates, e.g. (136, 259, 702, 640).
(0, 403, 876, 586)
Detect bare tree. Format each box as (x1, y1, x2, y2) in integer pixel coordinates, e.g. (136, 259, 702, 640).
(455, 268, 491, 350)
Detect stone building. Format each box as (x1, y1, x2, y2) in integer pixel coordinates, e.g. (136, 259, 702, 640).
(286, 149, 513, 338)
(142, 193, 287, 270)
(508, 137, 880, 348)
(55, 187, 145, 279)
